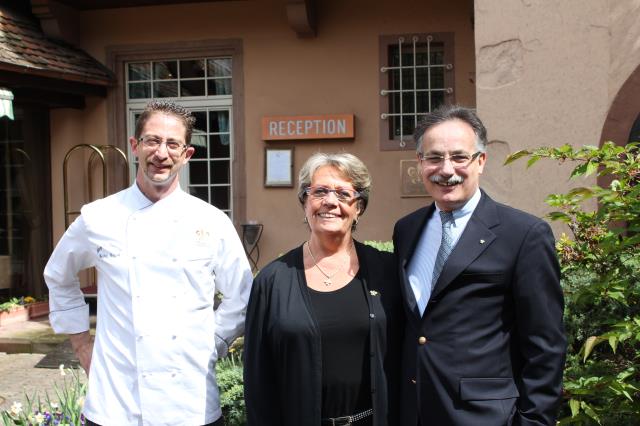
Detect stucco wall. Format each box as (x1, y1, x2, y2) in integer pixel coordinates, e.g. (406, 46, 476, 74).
(49, 0, 476, 268)
(474, 0, 611, 219)
(475, 0, 640, 225)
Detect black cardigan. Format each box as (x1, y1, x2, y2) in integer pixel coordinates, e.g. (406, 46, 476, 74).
(243, 241, 403, 426)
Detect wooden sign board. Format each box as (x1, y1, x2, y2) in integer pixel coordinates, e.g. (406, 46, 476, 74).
(262, 114, 355, 141)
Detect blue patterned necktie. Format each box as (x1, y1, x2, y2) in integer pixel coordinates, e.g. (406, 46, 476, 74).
(431, 211, 455, 290)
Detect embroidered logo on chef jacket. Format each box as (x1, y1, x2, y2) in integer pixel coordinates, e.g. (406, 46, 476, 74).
(195, 229, 211, 246)
(97, 246, 120, 258)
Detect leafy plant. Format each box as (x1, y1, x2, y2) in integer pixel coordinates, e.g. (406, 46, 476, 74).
(216, 353, 246, 426)
(505, 142, 640, 425)
(363, 240, 394, 253)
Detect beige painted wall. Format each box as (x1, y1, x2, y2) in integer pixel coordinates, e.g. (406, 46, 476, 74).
(49, 0, 475, 268)
(474, 0, 640, 228)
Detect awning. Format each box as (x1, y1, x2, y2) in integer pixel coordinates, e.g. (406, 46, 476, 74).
(0, 88, 14, 120)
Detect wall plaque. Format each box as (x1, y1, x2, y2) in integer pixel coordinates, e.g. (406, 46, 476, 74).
(262, 114, 355, 141)
(401, 159, 429, 198)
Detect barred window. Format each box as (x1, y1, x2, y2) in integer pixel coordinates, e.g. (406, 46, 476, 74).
(379, 33, 454, 150)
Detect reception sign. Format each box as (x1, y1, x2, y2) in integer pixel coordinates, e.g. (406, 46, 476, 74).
(262, 114, 355, 141)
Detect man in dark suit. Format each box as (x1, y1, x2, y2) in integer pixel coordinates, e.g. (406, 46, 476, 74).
(393, 105, 566, 425)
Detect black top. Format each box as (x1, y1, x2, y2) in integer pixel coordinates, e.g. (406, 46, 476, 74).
(243, 241, 404, 426)
(309, 276, 372, 417)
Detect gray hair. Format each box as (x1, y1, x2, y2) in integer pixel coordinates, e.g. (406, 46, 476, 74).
(414, 105, 488, 155)
(298, 152, 371, 220)
(135, 100, 196, 144)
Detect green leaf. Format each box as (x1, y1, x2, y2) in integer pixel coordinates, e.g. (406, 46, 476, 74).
(526, 155, 541, 168)
(548, 211, 571, 222)
(608, 335, 618, 353)
(504, 150, 531, 165)
(571, 163, 588, 178)
(584, 161, 598, 176)
(569, 399, 581, 417)
(583, 336, 600, 361)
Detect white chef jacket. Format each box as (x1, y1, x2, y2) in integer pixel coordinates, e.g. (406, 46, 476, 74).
(44, 184, 253, 426)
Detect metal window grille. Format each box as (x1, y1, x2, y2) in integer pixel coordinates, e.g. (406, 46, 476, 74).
(381, 35, 453, 148)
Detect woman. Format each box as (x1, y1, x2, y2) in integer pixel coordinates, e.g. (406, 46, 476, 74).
(244, 153, 403, 426)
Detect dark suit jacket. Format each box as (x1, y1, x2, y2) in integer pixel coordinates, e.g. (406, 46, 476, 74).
(393, 190, 566, 426)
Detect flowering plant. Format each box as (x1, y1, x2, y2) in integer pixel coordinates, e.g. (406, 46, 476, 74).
(1, 365, 86, 426)
(0, 296, 40, 313)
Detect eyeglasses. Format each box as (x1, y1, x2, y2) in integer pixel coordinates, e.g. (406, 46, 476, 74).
(304, 186, 362, 203)
(418, 151, 482, 168)
(138, 135, 188, 154)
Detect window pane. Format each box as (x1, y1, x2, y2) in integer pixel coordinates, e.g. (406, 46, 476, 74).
(212, 186, 230, 210)
(189, 160, 208, 184)
(388, 69, 400, 90)
(416, 91, 429, 113)
(430, 44, 445, 64)
(431, 91, 445, 109)
(192, 111, 207, 134)
(180, 59, 205, 79)
(210, 111, 230, 133)
(153, 81, 178, 98)
(389, 44, 414, 67)
(390, 92, 401, 114)
(402, 115, 416, 137)
(402, 93, 415, 114)
(390, 115, 401, 138)
(401, 68, 414, 90)
(190, 135, 208, 159)
(189, 186, 209, 203)
(128, 62, 150, 81)
(207, 79, 232, 95)
(129, 82, 150, 99)
(210, 134, 230, 158)
(153, 61, 178, 80)
(415, 44, 430, 66)
(416, 68, 429, 90)
(210, 161, 230, 184)
(207, 58, 232, 77)
(180, 80, 206, 97)
(431, 67, 444, 88)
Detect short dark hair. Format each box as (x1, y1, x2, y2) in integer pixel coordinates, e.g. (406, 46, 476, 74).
(134, 100, 196, 144)
(414, 105, 488, 154)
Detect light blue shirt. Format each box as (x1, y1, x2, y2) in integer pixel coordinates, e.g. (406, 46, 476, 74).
(407, 188, 482, 316)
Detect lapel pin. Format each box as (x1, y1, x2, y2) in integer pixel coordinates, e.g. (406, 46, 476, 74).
(369, 290, 379, 296)
(480, 239, 485, 244)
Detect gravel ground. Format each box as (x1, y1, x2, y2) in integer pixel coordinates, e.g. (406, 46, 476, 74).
(0, 352, 87, 412)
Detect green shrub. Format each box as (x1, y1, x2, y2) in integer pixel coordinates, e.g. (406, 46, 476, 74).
(506, 142, 640, 425)
(363, 240, 394, 252)
(216, 353, 246, 426)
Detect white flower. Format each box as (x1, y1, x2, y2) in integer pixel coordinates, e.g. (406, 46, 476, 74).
(51, 402, 59, 410)
(59, 363, 66, 376)
(34, 412, 45, 423)
(77, 396, 85, 408)
(9, 401, 22, 415)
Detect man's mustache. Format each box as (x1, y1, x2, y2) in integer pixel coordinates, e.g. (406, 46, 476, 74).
(429, 174, 464, 185)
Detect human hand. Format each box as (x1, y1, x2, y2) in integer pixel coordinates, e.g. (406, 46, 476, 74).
(69, 331, 94, 375)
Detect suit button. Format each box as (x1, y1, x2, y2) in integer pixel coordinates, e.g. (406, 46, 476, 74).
(418, 336, 427, 345)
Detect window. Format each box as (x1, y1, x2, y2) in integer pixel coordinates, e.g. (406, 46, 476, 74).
(127, 58, 232, 99)
(379, 33, 454, 150)
(125, 57, 235, 218)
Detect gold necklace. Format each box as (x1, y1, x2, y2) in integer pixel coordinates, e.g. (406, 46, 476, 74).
(306, 241, 352, 286)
